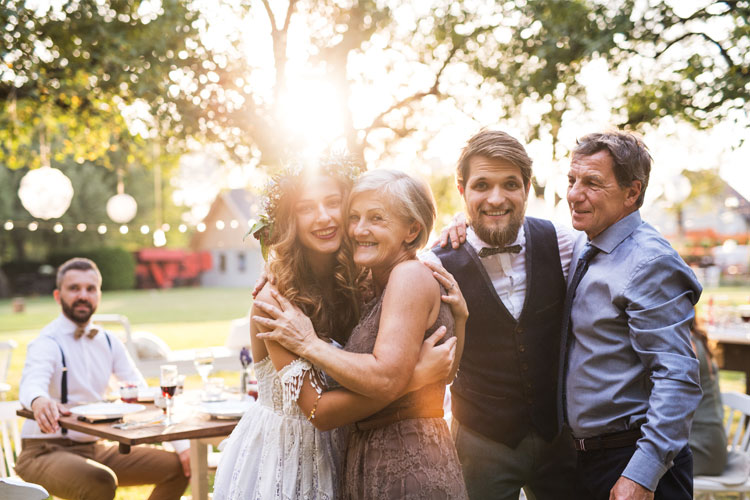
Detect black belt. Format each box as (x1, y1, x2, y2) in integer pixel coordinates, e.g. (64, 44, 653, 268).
(573, 428, 642, 452)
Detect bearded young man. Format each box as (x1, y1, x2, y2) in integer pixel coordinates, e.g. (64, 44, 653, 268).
(426, 129, 579, 500)
(16, 257, 190, 500)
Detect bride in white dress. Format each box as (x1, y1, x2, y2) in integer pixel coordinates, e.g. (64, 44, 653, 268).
(212, 159, 457, 500)
(212, 162, 362, 500)
(213, 355, 342, 499)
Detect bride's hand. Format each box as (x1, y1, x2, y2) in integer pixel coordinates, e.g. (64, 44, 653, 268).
(253, 288, 318, 357)
(405, 327, 457, 392)
(423, 261, 468, 322)
(251, 263, 276, 298)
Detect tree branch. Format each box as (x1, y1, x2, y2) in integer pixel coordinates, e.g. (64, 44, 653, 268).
(361, 44, 460, 139)
(283, 0, 297, 32)
(262, 0, 298, 109)
(654, 31, 736, 68)
(260, 0, 277, 30)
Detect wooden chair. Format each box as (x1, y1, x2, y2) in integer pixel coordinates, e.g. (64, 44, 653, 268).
(0, 401, 50, 499)
(0, 340, 17, 400)
(694, 391, 750, 499)
(0, 478, 49, 500)
(0, 400, 22, 478)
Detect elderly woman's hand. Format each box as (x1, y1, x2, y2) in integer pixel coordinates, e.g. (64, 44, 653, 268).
(253, 288, 319, 358)
(423, 260, 468, 322)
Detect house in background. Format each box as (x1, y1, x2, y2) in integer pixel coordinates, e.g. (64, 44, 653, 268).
(191, 189, 264, 288)
(643, 179, 750, 281)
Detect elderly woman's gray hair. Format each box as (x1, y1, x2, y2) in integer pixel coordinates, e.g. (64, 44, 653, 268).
(349, 169, 436, 251)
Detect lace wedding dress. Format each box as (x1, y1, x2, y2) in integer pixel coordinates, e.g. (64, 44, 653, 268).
(212, 356, 341, 500)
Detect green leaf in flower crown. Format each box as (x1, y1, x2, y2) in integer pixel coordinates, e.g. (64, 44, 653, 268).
(244, 219, 267, 241)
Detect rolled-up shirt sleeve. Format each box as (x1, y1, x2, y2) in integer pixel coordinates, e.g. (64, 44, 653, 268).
(621, 253, 702, 490)
(19, 337, 59, 409)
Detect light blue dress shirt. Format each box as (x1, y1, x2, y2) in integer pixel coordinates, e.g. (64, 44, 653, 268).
(565, 210, 702, 491)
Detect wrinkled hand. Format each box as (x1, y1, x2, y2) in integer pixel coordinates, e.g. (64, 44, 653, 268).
(251, 263, 275, 298)
(438, 212, 468, 249)
(178, 448, 191, 477)
(423, 260, 468, 322)
(406, 327, 457, 392)
(31, 396, 70, 433)
(609, 477, 653, 500)
(253, 288, 318, 357)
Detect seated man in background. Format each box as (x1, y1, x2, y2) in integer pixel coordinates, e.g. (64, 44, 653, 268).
(16, 257, 190, 500)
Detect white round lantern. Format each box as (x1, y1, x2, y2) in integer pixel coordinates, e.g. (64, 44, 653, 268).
(18, 166, 74, 220)
(106, 193, 138, 224)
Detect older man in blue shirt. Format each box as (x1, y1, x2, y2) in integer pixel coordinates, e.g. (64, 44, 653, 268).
(562, 131, 702, 500)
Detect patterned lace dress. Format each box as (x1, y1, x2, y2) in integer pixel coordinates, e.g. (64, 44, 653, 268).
(341, 286, 468, 499)
(212, 356, 344, 500)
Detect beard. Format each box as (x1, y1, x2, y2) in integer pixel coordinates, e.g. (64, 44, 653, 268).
(60, 297, 96, 324)
(469, 210, 524, 248)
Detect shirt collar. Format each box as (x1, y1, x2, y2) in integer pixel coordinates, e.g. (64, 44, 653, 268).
(589, 210, 642, 254)
(54, 313, 92, 338)
(466, 223, 526, 254)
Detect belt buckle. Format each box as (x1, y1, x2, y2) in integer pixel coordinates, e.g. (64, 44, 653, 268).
(575, 437, 586, 451)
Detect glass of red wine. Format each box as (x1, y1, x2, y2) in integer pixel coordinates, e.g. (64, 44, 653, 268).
(160, 364, 178, 425)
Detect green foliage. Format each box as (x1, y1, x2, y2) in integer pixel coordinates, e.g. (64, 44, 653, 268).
(49, 247, 136, 290)
(607, 0, 750, 130)
(429, 174, 463, 230)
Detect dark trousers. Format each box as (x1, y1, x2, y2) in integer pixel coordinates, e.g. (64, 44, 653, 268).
(574, 444, 693, 500)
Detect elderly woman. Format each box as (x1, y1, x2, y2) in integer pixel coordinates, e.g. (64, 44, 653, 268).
(255, 169, 468, 499)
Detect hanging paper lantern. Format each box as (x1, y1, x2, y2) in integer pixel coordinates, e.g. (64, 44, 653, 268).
(18, 166, 74, 220)
(106, 193, 138, 224)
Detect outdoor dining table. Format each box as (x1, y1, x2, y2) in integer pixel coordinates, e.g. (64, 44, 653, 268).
(17, 400, 240, 500)
(708, 323, 750, 394)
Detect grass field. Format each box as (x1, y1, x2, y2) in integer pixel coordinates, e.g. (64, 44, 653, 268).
(2, 285, 749, 499)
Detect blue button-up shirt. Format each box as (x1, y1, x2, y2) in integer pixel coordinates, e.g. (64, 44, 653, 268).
(565, 210, 702, 491)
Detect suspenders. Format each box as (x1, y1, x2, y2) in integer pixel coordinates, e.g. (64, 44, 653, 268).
(49, 332, 112, 434)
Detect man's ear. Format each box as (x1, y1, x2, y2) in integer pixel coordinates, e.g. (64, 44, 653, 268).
(625, 180, 643, 208)
(457, 183, 464, 195)
(53, 289, 61, 305)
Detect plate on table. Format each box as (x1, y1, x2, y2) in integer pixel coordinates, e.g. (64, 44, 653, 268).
(70, 402, 146, 418)
(200, 400, 253, 419)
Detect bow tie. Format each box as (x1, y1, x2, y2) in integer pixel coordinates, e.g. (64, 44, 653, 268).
(478, 244, 522, 258)
(74, 327, 99, 339)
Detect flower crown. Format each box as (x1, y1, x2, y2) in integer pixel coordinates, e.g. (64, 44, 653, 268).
(247, 154, 363, 260)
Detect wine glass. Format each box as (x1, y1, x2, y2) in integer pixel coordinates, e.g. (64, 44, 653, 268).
(739, 305, 750, 329)
(160, 364, 178, 425)
(194, 349, 215, 387)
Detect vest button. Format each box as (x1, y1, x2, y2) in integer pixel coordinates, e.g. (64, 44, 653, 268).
(521, 363, 529, 371)
(518, 345, 526, 352)
(516, 327, 524, 335)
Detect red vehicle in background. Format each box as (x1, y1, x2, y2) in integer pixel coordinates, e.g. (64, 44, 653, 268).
(135, 249, 212, 289)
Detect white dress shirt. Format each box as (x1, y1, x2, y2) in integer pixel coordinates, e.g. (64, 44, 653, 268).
(19, 314, 146, 442)
(425, 221, 579, 319)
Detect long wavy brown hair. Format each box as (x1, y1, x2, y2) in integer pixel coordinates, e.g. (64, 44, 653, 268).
(266, 171, 361, 345)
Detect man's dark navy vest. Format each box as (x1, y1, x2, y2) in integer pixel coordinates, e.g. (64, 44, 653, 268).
(433, 217, 566, 448)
